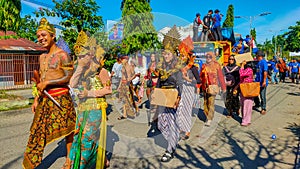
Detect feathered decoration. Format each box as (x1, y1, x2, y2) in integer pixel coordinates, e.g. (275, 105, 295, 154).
(56, 36, 71, 55)
(178, 35, 194, 59)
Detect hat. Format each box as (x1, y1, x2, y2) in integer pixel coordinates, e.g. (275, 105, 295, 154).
(37, 18, 55, 34)
(214, 9, 220, 13)
(162, 25, 181, 54)
(119, 54, 129, 60)
(256, 50, 265, 57)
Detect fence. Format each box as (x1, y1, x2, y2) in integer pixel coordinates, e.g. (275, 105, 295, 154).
(0, 53, 39, 90)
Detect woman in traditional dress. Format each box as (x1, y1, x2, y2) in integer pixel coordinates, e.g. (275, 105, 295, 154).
(155, 26, 183, 162)
(176, 36, 201, 140)
(67, 31, 112, 169)
(223, 55, 240, 117)
(239, 60, 254, 126)
(117, 54, 138, 120)
(200, 51, 226, 127)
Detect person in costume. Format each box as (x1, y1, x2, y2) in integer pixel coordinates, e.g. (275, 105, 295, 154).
(155, 26, 183, 162)
(67, 31, 112, 169)
(117, 54, 139, 120)
(200, 51, 226, 127)
(176, 36, 201, 140)
(222, 55, 240, 117)
(23, 18, 76, 169)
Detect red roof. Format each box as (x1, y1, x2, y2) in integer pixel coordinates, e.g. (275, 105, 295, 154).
(0, 31, 46, 52)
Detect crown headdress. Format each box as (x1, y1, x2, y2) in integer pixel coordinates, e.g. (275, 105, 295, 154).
(162, 25, 181, 54)
(74, 30, 89, 56)
(37, 18, 55, 34)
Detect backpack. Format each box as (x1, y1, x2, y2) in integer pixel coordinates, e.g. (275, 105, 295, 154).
(203, 15, 211, 28)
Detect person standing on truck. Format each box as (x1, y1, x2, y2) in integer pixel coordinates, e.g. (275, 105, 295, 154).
(212, 9, 223, 41)
(193, 13, 204, 42)
(200, 10, 213, 42)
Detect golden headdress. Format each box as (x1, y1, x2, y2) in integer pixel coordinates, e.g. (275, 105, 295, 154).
(37, 18, 55, 34)
(162, 25, 181, 54)
(74, 30, 89, 56)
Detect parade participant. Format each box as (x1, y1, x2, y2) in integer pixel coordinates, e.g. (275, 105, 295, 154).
(23, 18, 76, 169)
(269, 58, 279, 84)
(117, 54, 138, 120)
(111, 56, 122, 91)
(223, 55, 240, 117)
(277, 58, 288, 83)
(289, 58, 299, 83)
(145, 53, 159, 101)
(239, 60, 254, 126)
(200, 9, 213, 42)
(67, 31, 111, 169)
(232, 38, 245, 54)
(155, 26, 183, 162)
(200, 51, 226, 126)
(212, 9, 223, 41)
(176, 36, 201, 140)
(254, 50, 268, 115)
(193, 13, 203, 42)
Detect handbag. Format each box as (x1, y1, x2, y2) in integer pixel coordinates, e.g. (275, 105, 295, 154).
(207, 85, 219, 95)
(240, 82, 260, 97)
(146, 76, 153, 88)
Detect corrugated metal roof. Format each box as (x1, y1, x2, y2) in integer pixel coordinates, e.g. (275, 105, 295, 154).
(0, 31, 46, 52)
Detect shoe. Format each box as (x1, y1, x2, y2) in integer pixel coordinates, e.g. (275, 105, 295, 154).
(205, 120, 212, 127)
(260, 110, 266, 115)
(241, 123, 251, 127)
(117, 116, 127, 120)
(161, 152, 174, 162)
(181, 135, 190, 140)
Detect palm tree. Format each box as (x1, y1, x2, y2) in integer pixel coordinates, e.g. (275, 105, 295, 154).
(0, 0, 22, 33)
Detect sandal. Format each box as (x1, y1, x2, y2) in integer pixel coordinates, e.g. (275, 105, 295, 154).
(117, 116, 127, 120)
(61, 158, 71, 169)
(161, 152, 174, 162)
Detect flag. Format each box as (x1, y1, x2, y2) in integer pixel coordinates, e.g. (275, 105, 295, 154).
(251, 38, 258, 54)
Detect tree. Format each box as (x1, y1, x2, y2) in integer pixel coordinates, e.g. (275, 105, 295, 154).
(120, 0, 161, 54)
(222, 4, 234, 28)
(0, 0, 21, 33)
(17, 15, 39, 42)
(35, 0, 104, 54)
(250, 28, 256, 40)
(283, 21, 300, 52)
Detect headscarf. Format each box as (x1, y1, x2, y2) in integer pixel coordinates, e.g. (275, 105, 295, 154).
(226, 55, 237, 71)
(37, 18, 55, 34)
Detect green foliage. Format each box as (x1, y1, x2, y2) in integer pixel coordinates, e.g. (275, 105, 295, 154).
(35, 0, 104, 54)
(250, 28, 256, 40)
(284, 21, 300, 52)
(16, 15, 38, 41)
(0, 0, 21, 32)
(222, 4, 234, 28)
(121, 0, 161, 54)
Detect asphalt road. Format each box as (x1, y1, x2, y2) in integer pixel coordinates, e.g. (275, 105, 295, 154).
(0, 82, 299, 169)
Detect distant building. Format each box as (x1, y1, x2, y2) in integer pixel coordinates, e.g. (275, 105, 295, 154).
(0, 31, 47, 89)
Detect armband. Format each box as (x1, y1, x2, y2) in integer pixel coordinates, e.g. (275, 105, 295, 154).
(32, 83, 39, 97)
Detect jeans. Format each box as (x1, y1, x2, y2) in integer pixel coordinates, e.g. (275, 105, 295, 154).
(213, 26, 222, 41)
(254, 86, 267, 110)
(193, 27, 199, 42)
(271, 72, 279, 84)
(200, 30, 209, 41)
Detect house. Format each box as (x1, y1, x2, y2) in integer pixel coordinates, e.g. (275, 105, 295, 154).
(0, 31, 46, 89)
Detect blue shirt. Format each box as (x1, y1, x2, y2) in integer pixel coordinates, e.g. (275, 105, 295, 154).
(213, 13, 221, 28)
(290, 62, 299, 73)
(255, 59, 268, 87)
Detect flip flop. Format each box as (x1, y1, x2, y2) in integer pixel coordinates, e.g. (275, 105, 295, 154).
(117, 116, 127, 120)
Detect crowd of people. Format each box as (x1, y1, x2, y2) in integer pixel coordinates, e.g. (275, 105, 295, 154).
(22, 17, 300, 169)
(193, 9, 224, 42)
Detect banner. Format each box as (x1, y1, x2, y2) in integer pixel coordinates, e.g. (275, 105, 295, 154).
(107, 20, 123, 41)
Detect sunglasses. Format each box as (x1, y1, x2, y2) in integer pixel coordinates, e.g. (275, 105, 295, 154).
(206, 55, 212, 59)
(229, 58, 234, 60)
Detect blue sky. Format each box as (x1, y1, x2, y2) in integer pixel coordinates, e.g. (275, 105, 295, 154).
(21, 0, 300, 44)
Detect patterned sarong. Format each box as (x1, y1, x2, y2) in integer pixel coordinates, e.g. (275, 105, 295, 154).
(23, 88, 76, 169)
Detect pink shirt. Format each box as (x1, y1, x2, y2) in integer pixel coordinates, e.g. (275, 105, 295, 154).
(239, 67, 253, 83)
